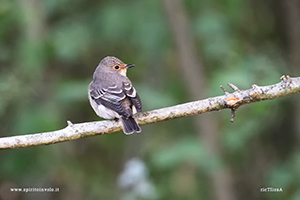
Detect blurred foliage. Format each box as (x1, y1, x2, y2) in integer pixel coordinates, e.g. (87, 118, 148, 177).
(0, 0, 299, 200)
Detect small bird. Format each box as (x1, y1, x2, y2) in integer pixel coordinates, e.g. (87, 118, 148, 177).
(89, 56, 142, 135)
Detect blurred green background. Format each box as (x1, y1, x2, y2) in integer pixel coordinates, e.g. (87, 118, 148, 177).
(0, 0, 300, 199)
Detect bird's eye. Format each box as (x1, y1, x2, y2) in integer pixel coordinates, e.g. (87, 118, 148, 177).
(114, 65, 119, 69)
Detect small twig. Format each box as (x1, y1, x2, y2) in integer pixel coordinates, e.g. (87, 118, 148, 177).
(230, 109, 237, 123)
(221, 84, 242, 122)
(228, 83, 240, 91)
(67, 121, 73, 126)
(220, 85, 229, 94)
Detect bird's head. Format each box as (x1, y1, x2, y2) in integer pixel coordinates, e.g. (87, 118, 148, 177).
(96, 56, 135, 77)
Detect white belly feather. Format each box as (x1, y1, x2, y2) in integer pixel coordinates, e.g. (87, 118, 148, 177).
(97, 104, 119, 119)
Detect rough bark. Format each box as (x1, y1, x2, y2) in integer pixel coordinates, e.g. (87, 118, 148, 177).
(0, 76, 299, 150)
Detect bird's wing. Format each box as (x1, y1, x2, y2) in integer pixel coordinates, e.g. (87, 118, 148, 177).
(90, 84, 131, 117)
(123, 82, 142, 112)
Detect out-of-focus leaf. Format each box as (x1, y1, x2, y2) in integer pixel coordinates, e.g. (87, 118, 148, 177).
(14, 104, 61, 134)
(152, 138, 223, 172)
(52, 21, 91, 61)
(135, 84, 178, 110)
(55, 80, 90, 103)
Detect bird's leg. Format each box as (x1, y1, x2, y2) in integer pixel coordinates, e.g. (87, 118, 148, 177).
(114, 117, 119, 122)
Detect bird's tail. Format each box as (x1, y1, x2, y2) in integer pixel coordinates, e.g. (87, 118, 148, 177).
(120, 116, 141, 135)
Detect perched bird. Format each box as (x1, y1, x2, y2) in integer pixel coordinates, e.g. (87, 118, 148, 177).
(89, 56, 142, 135)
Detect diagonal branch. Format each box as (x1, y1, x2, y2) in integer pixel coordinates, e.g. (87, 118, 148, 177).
(1, 76, 300, 150)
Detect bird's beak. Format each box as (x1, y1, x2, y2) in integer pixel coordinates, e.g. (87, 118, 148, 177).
(125, 64, 135, 68)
